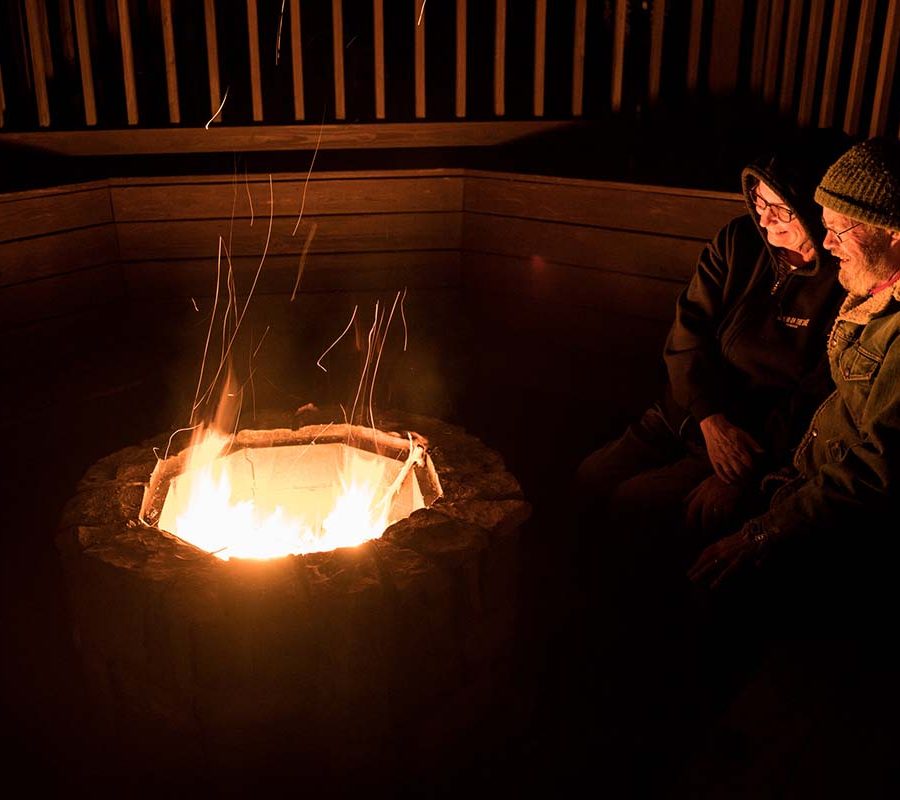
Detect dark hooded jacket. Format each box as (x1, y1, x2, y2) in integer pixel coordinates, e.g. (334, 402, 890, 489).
(661, 130, 852, 472)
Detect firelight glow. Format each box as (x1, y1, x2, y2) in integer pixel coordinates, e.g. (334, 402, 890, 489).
(158, 425, 423, 561)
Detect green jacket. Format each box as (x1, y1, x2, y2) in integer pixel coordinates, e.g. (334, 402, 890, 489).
(757, 281, 900, 541)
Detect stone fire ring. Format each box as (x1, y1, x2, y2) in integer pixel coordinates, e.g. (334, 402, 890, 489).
(56, 408, 531, 782)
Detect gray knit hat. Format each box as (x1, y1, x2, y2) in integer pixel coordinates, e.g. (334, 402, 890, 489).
(815, 136, 900, 231)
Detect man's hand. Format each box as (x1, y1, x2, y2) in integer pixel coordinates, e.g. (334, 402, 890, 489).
(688, 521, 770, 589)
(684, 474, 745, 536)
(699, 413, 764, 483)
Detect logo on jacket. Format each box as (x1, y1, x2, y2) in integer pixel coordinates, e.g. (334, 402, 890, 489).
(778, 315, 811, 328)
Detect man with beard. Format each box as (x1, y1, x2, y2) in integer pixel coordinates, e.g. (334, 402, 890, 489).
(690, 136, 900, 603)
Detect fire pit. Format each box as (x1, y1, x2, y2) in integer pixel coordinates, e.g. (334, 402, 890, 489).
(56, 408, 530, 785)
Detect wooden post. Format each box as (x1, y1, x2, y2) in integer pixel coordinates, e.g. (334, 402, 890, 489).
(749, 0, 770, 93)
(73, 0, 97, 126)
(456, 0, 466, 118)
(709, 0, 743, 95)
(778, 0, 803, 113)
(24, 0, 50, 126)
(59, 0, 76, 64)
(332, 0, 346, 119)
(762, 0, 784, 105)
(247, 0, 263, 121)
(494, 0, 505, 116)
(373, 0, 384, 119)
(797, 0, 825, 126)
(686, 0, 703, 92)
(532, 0, 546, 117)
(648, 0, 666, 106)
(843, 0, 876, 135)
(116, 0, 139, 124)
(818, 0, 848, 127)
(415, 1, 426, 118)
(870, 0, 900, 137)
(291, 0, 305, 120)
(161, 0, 180, 124)
(204, 0, 222, 123)
(611, 0, 627, 111)
(572, 0, 586, 116)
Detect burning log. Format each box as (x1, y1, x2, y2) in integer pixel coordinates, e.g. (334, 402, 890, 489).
(56, 409, 530, 787)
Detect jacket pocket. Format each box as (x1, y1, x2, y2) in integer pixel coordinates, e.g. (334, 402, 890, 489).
(838, 345, 880, 382)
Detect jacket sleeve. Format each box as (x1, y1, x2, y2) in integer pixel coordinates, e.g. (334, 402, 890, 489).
(663, 222, 737, 423)
(750, 334, 900, 545)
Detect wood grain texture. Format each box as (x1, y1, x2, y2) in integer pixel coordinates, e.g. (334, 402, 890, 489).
(462, 252, 682, 324)
(463, 174, 743, 240)
(0, 263, 123, 329)
(2, 122, 577, 155)
(463, 214, 702, 283)
(109, 174, 464, 220)
(0, 225, 118, 285)
(122, 251, 461, 299)
(116, 213, 463, 261)
(0, 186, 113, 242)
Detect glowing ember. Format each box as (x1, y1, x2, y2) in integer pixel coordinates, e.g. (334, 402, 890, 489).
(156, 426, 426, 560)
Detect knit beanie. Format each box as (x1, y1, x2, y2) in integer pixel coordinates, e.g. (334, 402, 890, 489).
(815, 136, 900, 231)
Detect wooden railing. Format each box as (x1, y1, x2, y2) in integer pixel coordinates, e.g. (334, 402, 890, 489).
(0, 1, 898, 153)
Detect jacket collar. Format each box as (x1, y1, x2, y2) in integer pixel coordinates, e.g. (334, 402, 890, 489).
(836, 280, 900, 325)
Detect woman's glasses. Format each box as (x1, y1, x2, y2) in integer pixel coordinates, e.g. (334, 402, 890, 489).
(751, 190, 795, 223)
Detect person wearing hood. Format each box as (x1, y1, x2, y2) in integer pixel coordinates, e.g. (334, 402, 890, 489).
(573, 128, 853, 567)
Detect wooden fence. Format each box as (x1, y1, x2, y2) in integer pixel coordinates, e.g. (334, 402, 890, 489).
(1, 0, 898, 151)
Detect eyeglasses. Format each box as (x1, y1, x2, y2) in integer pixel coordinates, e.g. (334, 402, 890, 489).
(751, 190, 795, 223)
(822, 220, 862, 243)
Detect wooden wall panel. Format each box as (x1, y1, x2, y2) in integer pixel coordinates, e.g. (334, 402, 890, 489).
(0, 186, 112, 242)
(463, 213, 705, 284)
(0, 224, 118, 285)
(462, 251, 683, 323)
(464, 173, 743, 240)
(116, 213, 462, 262)
(122, 251, 461, 300)
(110, 173, 464, 221)
(0, 263, 123, 328)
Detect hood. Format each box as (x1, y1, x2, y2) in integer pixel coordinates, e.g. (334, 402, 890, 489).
(741, 127, 855, 276)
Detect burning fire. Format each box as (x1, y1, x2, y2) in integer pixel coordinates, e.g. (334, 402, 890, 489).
(156, 425, 424, 561)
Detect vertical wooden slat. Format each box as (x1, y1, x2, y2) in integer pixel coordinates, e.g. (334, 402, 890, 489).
(762, 0, 784, 105)
(203, 0, 222, 122)
(291, 0, 305, 120)
(843, 0, 877, 135)
(247, 0, 263, 121)
(0, 63, 5, 128)
(817, 0, 847, 127)
(797, 0, 825, 126)
(572, 0, 586, 116)
(647, 0, 666, 105)
(778, 0, 803, 112)
(24, 0, 50, 126)
(332, 0, 346, 119)
(611, 0, 627, 111)
(870, 0, 900, 137)
(38, 0, 54, 78)
(116, 0, 139, 124)
(533, 0, 546, 116)
(456, 0, 466, 117)
(373, 0, 384, 119)
(686, 0, 703, 92)
(73, 0, 97, 125)
(160, 0, 180, 124)
(494, 0, 506, 116)
(709, 0, 743, 94)
(415, 1, 426, 118)
(60, 0, 77, 64)
(750, 0, 770, 93)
